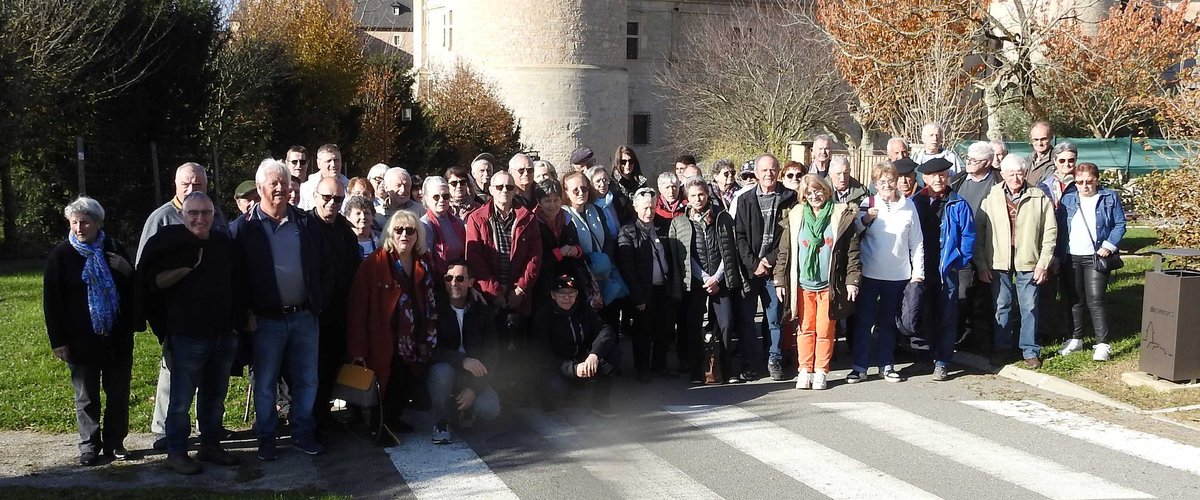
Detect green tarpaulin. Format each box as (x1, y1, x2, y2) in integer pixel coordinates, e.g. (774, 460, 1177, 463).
(954, 137, 1195, 175)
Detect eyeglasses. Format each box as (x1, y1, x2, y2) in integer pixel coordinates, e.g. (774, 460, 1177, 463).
(493, 184, 516, 191)
(289, 159, 308, 165)
(318, 193, 345, 203)
(592, 177, 609, 184)
(443, 275, 466, 283)
(515, 167, 531, 174)
(448, 179, 467, 187)
(430, 194, 446, 201)
(1056, 158, 1077, 164)
(185, 209, 214, 217)
(393, 226, 417, 236)
(620, 159, 632, 165)
(718, 170, 734, 177)
(967, 157, 988, 164)
(785, 172, 803, 179)
(371, 176, 384, 183)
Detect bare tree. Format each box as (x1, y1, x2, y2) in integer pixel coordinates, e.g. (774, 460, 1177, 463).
(654, 0, 848, 161)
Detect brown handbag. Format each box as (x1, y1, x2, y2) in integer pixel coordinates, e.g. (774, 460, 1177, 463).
(332, 363, 380, 408)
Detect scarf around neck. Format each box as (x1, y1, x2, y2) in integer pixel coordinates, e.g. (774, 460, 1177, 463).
(69, 231, 120, 336)
(800, 202, 833, 283)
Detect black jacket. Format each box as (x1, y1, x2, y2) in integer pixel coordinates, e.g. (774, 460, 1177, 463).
(734, 185, 797, 274)
(229, 205, 328, 318)
(532, 298, 617, 368)
(616, 220, 667, 306)
(139, 225, 245, 340)
(535, 215, 594, 302)
(432, 295, 499, 393)
(667, 203, 747, 300)
(311, 210, 363, 319)
(43, 237, 135, 364)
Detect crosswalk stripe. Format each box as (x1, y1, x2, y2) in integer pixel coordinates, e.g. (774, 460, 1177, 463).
(521, 409, 723, 499)
(665, 404, 943, 500)
(384, 413, 519, 500)
(815, 402, 1154, 500)
(965, 399, 1200, 477)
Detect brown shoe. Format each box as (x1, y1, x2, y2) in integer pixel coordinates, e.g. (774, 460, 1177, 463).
(1024, 357, 1043, 369)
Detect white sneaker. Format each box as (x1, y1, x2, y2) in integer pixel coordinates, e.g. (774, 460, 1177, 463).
(811, 371, 827, 390)
(1093, 343, 1111, 361)
(1060, 339, 1085, 356)
(795, 370, 812, 390)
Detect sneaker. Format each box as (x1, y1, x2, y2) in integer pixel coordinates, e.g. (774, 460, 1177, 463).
(845, 371, 863, 384)
(1060, 339, 1085, 356)
(740, 370, 761, 382)
(105, 446, 131, 461)
(768, 360, 785, 381)
(883, 370, 903, 383)
(1093, 343, 1111, 362)
(196, 444, 239, 466)
(726, 375, 746, 384)
(811, 371, 828, 390)
(932, 365, 949, 382)
(166, 453, 203, 475)
(795, 370, 812, 390)
(432, 422, 451, 444)
(257, 440, 278, 462)
(294, 436, 326, 455)
(79, 451, 99, 467)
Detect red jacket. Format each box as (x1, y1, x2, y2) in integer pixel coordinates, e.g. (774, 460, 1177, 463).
(465, 200, 542, 316)
(346, 249, 437, 398)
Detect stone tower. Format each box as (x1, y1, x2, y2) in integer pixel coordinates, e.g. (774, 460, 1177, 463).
(414, 0, 630, 167)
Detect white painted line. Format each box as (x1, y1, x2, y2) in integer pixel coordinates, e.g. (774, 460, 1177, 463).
(816, 402, 1153, 500)
(966, 399, 1200, 476)
(521, 409, 723, 499)
(384, 412, 519, 500)
(665, 404, 941, 500)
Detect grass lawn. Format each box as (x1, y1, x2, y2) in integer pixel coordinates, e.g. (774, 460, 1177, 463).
(0, 259, 251, 434)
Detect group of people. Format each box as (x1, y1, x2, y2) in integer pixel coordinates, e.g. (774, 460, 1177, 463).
(42, 123, 1126, 475)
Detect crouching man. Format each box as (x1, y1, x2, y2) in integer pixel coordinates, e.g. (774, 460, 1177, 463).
(532, 273, 622, 417)
(428, 260, 501, 444)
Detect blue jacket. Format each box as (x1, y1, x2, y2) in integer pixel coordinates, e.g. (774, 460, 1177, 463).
(911, 191, 975, 280)
(1039, 176, 1077, 262)
(1059, 188, 1127, 255)
(229, 205, 328, 319)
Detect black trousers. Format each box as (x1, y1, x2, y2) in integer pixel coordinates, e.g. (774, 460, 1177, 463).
(1070, 255, 1111, 343)
(545, 343, 623, 406)
(315, 312, 347, 426)
(631, 284, 675, 373)
(685, 286, 734, 380)
(68, 350, 133, 454)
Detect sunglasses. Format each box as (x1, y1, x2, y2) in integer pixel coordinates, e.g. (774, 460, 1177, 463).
(393, 226, 417, 236)
(443, 275, 467, 283)
(620, 159, 632, 165)
(718, 171, 734, 177)
(785, 172, 802, 179)
(318, 193, 345, 203)
(289, 159, 308, 165)
(430, 194, 446, 201)
(185, 209, 214, 217)
(1056, 158, 1077, 164)
(371, 176, 384, 183)
(515, 167, 531, 174)
(493, 184, 517, 191)
(448, 179, 467, 187)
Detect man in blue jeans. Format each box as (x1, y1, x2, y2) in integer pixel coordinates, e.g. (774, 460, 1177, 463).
(141, 192, 243, 475)
(974, 155, 1057, 369)
(231, 159, 329, 461)
(734, 153, 796, 381)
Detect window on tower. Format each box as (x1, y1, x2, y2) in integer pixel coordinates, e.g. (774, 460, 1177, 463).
(626, 22, 639, 60)
(630, 114, 650, 145)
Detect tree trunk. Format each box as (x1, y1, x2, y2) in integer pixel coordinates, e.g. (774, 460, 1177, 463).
(982, 83, 1004, 141)
(0, 151, 16, 256)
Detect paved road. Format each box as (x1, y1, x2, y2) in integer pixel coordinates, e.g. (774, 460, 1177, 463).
(4, 342, 1200, 499)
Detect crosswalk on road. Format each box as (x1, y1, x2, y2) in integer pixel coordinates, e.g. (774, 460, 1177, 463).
(382, 399, 1200, 499)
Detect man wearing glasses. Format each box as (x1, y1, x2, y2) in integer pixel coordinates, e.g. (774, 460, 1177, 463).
(509, 153, 537, 209)
(285, 146, 308, 183)
(308, 177, 363, 433)
(428, 260, 500, 444)
(951, 142, 1002, 354)
(1028, 121, 1055, 185)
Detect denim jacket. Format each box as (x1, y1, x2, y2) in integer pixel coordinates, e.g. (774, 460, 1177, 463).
(1059, 188, 1127, 255)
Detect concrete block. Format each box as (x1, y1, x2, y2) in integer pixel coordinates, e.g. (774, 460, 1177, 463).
(1122, 371, 1200, 393)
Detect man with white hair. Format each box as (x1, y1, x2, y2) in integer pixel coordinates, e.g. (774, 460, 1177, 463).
(367, 163, 390, 212)
(952, 141, 1001, 214)
(974, 155, 1056, 369)
(230, 158, 330, 461)
(135, 162, 229, 450)
(951, 141, 1002, 353)
(911, 123, 963, 175)
(381, 166, 424, 224)
(298, 144, 348, 210)
(829, 157, 868, 205)
(886, 137, 911, 161)
(510, 153, 537, 209)
(810, 134, 834, 176)
(471, 153, 495, 203)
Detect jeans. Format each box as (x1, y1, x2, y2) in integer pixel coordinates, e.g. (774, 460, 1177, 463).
(687, 286, 735, 379)
(993, 270, 1041, 359)
(852, 278, 907, 373)
(929, 273, 961, 367)
(427, 362, 501, 424)
(253, 311, 319, 441)
(166, 334, 237, 454)
(740, 277, 782, 362)
(1070, 255, 1111, 343)
(68, 350, 132, 454)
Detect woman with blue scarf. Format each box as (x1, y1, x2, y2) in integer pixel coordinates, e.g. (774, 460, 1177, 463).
(43, 197, 135, 466)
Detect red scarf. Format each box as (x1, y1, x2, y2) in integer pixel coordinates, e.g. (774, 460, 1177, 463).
(655, 197, 685, 220)
(919, 186, 948, 201)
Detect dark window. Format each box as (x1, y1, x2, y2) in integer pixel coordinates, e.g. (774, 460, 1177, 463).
(626, 22, 639, 60)
(630, 114, 650, 145)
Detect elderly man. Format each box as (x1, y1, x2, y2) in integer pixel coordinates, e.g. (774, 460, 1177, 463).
(734, 153, 797, 381)
(309, 177, 363, 430)
(571, 147, 596, 172)
(896, 158, 919, 198)
(887, 137, 911, 161)
(234, 181, 258, 216)
(829, 157, 868, 205)
(990, 140, 1009, 165)
(617, 189, 675, 381)
(136, 162, 230, 450)
(445, 166, 481, 219)
(510, 153, 537, 209)
(367, 163, 390, 212)
(285, 146, 308, 183)
(810, 135, 834, 176)
(428, 260, 501, 444)
(298, 144, 348, 210)
(533, 160, 556, 183)
(1028, 121, 1055, 185)
(140, 192, 242, 475)
(912, 122, 964, 175)
(975, 155, 1056, 369)
(230, 158, 329, 460)
(471, 153, 495, 203)
(951, 141, 1002, 352)
(380, 167, 424, 224)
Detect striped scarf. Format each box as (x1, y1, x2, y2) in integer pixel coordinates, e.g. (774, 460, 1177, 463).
(68, 231, 119, 336)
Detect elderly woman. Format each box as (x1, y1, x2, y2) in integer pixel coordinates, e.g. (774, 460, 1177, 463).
(43, 197, 135, 466)
(611, 145, 648, 198)
(654, 171, 686, 236)
(533, 160, 557, 183)
(347, 177, 375, 204)
(419, 176, 465, 278)
(347, 210, 438, 435)
(850, 163, 924, 384)
(775, 175, 861, 390)
(780, 161, 808, 193)
(1057, 162, 1126, 361)
(587, 165, 633, 235)
(344, 195, 379, 258)
(565, 170, 624, 321)
(709, 159, 739, 211)
(532, 179, 599, 309)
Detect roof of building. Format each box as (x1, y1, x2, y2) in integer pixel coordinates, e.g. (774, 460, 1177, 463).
(355, 0, 413, 31)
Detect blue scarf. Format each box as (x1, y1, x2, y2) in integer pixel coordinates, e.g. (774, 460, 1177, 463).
(68, 231, 120, 336)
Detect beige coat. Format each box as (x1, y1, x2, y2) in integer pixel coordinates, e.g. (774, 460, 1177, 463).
(975, 182, 1057, 273)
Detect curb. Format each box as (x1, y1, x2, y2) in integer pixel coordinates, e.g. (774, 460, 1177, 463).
(954, 352, 1140, 412)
